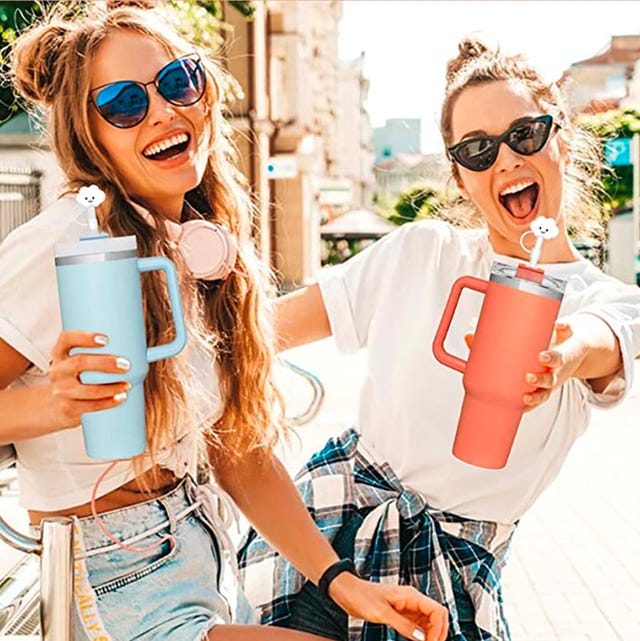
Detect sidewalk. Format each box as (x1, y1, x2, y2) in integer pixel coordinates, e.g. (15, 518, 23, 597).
(278, 339, 640, 641)
(0, 339, 638, 641)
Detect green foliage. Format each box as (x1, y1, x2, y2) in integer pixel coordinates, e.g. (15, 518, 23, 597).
(0, 0, 255, 126)
(0, 1, 46, 123)
(578, 108, 640, 213)
(387, 184, 443, 226)
(229, 0, 255, 19)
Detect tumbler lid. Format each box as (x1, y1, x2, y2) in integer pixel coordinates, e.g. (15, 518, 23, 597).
(54, 234, 137, 264)
(489, 261, 566, 300)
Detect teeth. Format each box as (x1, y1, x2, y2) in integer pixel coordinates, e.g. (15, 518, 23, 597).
(499, 181, 535, 197)
(143, 133, 189, 158)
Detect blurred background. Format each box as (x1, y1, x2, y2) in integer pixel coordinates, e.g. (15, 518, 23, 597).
(0, 3, 640, 640)
(1, 0, 640, 288)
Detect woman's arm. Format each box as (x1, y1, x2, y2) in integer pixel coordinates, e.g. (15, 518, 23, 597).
(566, 314, 622, 390)
(0, 338, 58, 443)
(274, 284, 332, 352)
(0, 333, 131, 443)
(211, 448, 448, 641)
(213, 448, 337, 584)
(523, 314, 625, 409)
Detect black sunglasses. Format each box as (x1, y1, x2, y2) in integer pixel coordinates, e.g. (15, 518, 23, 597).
(448, 115, 557, 172)
(89, 54, 206, 129)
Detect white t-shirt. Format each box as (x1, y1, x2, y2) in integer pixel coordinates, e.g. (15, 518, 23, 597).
(319, 220, 640, 524)
(0, 196, 221, 511)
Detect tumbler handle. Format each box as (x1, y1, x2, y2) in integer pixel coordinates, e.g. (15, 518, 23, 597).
(138, 256, 187, 363)
(432, 275, 488, 373)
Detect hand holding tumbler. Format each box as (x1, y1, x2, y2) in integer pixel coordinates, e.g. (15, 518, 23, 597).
(54, 186, 187, 460)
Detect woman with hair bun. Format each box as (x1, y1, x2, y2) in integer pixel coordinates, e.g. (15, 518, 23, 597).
(240, 38, 640, 640)
(0, 3, 448, 641)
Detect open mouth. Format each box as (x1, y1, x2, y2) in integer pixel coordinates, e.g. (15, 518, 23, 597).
(498, 181, 540, 220)
(142, 132, 191, 162)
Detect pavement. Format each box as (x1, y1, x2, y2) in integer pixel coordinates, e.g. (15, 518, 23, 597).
(1, 338, 639, 641)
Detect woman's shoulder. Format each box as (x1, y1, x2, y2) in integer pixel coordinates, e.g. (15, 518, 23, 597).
(563, 258, 639, 296)
(397, 218, 488, 258)
(21, 195, 84, 235)
(0, 198, 85, 269)
(1, 195, 85, 252)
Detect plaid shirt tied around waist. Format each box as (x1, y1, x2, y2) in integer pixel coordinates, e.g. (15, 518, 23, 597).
(238, 428, 517, 641)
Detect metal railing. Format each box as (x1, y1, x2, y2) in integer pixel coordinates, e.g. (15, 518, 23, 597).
(281, 359, 325, 426)
(0, 167, 42, 243)
(0, 446, 74, 640)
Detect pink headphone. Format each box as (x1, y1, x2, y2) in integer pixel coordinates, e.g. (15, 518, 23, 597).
(128, 200, 238, 281)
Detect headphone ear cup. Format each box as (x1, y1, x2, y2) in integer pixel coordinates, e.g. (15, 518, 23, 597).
(179, 220, 238, 280)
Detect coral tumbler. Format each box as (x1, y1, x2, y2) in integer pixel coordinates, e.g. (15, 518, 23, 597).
(432, 262, 566, 469)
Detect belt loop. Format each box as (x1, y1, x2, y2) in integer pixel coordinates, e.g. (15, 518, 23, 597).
(159, 497, 177, 535)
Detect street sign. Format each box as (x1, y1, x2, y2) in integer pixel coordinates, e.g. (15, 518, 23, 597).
(266, 156, 298, 179)
(604, 137, 632, 166)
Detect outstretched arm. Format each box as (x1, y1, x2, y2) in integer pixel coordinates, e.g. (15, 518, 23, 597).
(523, 314, 623, 410)
(275, 284, 332, 352)
(211, 448, 448, 641)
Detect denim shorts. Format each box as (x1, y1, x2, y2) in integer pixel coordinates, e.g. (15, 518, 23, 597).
(68, 475, 257, 641)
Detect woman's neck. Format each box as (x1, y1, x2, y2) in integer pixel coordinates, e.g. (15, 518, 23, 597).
(137, 195, 184, 222)
(488, 226, 582, 264)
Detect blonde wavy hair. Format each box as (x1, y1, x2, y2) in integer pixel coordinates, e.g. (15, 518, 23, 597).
(10, 2, 285, 476)
(439, 38, 607, 241)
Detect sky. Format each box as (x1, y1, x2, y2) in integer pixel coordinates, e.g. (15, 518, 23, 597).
(338, 1, 640, 153)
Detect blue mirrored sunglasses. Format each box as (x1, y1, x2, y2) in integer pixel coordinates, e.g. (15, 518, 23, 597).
(90, 54, 206, 129)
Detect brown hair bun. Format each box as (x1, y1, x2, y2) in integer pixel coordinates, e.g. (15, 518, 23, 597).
(12, 21, 75, 106)
(446, 38, 493, 83)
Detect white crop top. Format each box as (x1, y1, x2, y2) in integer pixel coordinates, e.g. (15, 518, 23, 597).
(0, 196, 222, 511)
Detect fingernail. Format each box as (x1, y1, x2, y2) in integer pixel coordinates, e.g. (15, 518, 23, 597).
(525, 373, 536, 384)
(124, 382, 131, 391)
(524, 394, 532, 403)
(116, 357, 130, 371)
(114, 392, 127, 402)
(412, 629, 426, 641)
(540, 352, 551, 362)
(94, 334, 108, 346)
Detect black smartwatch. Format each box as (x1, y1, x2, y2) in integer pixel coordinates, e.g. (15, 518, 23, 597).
(318, 558, 358, 600)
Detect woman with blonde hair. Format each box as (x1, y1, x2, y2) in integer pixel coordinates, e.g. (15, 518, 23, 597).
(0, 3, 448, 640)
(239, 38, 640, 640)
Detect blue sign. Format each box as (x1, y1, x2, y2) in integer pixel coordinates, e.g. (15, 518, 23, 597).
(604, 137, 632, 166)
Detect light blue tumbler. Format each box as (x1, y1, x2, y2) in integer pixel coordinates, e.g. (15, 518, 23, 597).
(54, 232, 187, 460)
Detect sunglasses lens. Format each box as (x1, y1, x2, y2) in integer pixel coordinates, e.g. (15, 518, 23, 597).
(508, 117, 551, 155)
(95, 81, 148, 128)
(157, 57, 206, 106)
(454, 138, 497, 171)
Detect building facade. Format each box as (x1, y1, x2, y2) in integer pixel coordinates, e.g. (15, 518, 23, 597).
(562, 35, 640, 111)
(335, 53, 375, 210)
(373, 118, 421, 164)
(373, 152, 449, 201)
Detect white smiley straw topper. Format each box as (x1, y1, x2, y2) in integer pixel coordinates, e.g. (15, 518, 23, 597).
(76, 184, 106, 234)
(519, 216, 559, 268)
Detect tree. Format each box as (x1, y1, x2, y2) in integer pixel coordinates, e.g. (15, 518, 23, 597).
(388, 184, 443, 226)
(578, 108, 640, 213)
(0, 2, 46, 123)
(0, 0, 255, 125)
